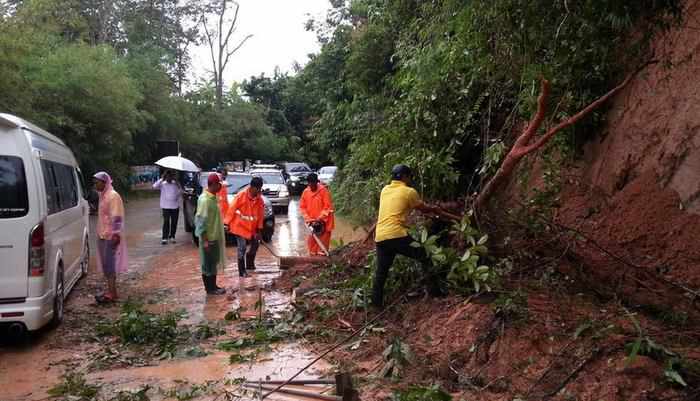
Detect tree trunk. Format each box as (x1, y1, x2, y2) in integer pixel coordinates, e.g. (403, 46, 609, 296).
(475, 70, 641, 211)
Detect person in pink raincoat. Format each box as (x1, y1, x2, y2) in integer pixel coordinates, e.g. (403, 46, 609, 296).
(93, 172, 128, 303)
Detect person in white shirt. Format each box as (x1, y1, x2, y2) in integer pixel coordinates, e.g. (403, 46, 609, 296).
(153, 170, 183, 244)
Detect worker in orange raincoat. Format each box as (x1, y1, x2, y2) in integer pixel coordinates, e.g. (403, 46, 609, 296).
(216, 168, 229, 219)
(224, 176, 264, 277)
(299, 173, 335, 256)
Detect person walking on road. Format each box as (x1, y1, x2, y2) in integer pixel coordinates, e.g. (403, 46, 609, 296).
(371, 164, 455, 308)
(93, 172, 128, 303)
(224, 176, 264, 277)
(299, 173, 335, 256)
(153, 170, 182, 244)
(194, 173, 227, 295)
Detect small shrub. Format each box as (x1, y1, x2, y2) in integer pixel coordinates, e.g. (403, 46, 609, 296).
(391, 384, 451, 401)
(47, 371, 100, 400)
(413, 211, 497, 293)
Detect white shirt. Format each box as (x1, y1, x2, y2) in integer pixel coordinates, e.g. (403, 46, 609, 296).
(153, 179, 182, 209)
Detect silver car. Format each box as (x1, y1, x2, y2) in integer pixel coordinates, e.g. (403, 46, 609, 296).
(249, 168, 290, 214)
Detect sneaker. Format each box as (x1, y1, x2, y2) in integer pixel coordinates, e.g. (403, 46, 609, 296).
(161, 239, 168, 245)
(170, 238, 177, 244)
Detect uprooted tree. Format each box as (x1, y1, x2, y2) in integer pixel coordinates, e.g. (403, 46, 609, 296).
(474, 71, 641, 211)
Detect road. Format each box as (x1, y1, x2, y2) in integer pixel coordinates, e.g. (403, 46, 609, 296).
(0, 194, 366, 401)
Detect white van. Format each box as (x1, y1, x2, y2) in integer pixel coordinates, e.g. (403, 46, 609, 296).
(0, 114, 89, 334)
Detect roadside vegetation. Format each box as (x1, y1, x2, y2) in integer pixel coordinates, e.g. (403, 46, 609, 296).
(0, 0, 307, 190)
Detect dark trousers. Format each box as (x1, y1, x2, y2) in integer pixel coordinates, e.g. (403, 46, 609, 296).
(162, 208, 179, 239)
(371, 236, 436, 307)
(235, 235, 259, 259)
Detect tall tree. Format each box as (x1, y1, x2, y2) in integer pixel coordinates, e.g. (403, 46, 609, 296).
(201, 0, 252, 108)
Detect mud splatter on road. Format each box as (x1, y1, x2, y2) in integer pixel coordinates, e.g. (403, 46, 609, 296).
(0, 195, 357, 401)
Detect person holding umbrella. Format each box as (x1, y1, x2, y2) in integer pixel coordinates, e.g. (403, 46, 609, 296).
(153, 170, 183, 244)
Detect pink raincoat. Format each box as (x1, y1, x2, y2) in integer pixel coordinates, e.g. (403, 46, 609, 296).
(94, 172, 128, 273)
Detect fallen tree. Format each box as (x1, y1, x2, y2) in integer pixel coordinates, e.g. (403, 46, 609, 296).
(474, 70, 641, 210)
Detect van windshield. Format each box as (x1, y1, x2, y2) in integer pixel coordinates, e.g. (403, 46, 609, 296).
(0, 156, 29, 218)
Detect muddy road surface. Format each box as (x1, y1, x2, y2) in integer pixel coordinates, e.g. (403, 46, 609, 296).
(0, 194, 366, 401)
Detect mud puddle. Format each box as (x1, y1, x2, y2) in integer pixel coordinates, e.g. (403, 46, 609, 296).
(0, 195, 360, 401)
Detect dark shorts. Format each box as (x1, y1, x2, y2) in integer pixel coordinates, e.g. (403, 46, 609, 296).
(98, 239, 117, 276)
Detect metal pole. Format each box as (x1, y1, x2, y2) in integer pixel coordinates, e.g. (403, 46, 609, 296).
(243, 383, 341, 401)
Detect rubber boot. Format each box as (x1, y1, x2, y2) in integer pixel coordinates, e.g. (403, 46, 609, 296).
(208, 275, 226, 295)
(202, 275, 211, 293)
(237, 258, 247, 277)
(211, 274, 224, 291)
(245, 253, 256, 271)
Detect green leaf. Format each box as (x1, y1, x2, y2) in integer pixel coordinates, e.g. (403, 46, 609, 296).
(664, 369, 687, 387)
(477, 234, 489, 245)
(626, 338, 642, 367)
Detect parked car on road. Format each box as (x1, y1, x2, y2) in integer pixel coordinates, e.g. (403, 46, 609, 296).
(282, 162, 313, 195)
(249, 167, 290, 214)
(317, 166, 338, 185)
(183, 171, 275, 243)
(0, 113, 90, 334)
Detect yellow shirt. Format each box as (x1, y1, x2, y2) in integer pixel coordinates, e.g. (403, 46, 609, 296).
(375, 180, 421, 242)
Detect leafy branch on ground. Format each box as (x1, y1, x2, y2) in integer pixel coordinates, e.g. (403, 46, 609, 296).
(95, 299, 223, 359)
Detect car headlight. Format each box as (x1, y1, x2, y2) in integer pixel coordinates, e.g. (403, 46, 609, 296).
(290, 176, 299, 181)
(279, 189, 289, 197)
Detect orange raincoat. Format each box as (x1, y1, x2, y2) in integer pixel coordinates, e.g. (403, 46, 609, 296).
(224, 187, 264, 240)
(217, 180, 229, 219)
(299, 184, 335, 255)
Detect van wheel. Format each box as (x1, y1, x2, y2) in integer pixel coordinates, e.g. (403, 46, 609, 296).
(80, 240, 89, 277)
(50, 267, 65, 328)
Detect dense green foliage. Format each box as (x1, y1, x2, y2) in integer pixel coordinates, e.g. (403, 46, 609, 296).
(263, 0, 681, 223)
(0, 0, 296, 190)
(1, 0, 682, 205)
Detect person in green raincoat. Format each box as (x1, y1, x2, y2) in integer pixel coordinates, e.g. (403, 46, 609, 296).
(195, 173, 227, 295)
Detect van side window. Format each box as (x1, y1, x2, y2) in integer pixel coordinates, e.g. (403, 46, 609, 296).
(41, 160, 60, 215)
(42, 160, 79, 214)
(0, 156, 29, 218)
(56, 164, 78, 209)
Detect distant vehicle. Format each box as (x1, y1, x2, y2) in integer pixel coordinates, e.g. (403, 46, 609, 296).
(282, 162, 313, 195)
(182, 171, 275, 243)
(249, 168, 290, 214)
(222, 161, 245, 172)
(0, 114, 90, 334)
(317, 166, 338, 185)
(249, 163, 280, 171)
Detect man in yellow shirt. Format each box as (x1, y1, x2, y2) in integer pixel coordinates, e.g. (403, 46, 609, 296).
(372, 164, 454, 308)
